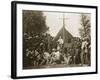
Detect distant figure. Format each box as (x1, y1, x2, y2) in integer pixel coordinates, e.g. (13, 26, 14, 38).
(25, 49, 34, 66)
(26, 49, 33, 59)
(33, 50, 40, 66)
(57, 36, 64, 50)
(63, 53, 71, 65)
(51, 49, 62, 64)
(50, 48, 56, 64)
(58, 36, 64, 44)
(41, 51, 51, 65)
(81, 39, 88, 65)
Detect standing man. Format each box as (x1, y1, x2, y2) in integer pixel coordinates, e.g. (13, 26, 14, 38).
(57, 36, 64, 50)
(81, 38, 88, 65)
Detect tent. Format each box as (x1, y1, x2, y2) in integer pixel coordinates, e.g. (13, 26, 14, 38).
(54, 27, 74, 48)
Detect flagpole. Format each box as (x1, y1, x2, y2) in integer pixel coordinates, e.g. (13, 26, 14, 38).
(63, 13, 65, 44)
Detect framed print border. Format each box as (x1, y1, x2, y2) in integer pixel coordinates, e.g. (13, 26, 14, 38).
(11, 1, 98, 79)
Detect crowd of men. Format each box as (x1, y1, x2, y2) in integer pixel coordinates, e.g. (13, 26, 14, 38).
(23, 33, 91, 68)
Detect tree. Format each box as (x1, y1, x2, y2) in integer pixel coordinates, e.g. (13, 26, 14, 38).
(23, 10, 49, 67)
(23, 10, 48, 35)
(79, 14, 91, 41)
(79, 14, 91, 65)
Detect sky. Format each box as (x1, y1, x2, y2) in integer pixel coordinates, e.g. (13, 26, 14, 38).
(43, 12, 90, 37)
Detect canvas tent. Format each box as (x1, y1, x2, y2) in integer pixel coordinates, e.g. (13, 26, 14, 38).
(54, 27, 74, 48)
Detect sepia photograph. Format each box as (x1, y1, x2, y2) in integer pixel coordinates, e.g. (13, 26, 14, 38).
(11, 1, 97, 79)
(23, 10, 91, 69)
